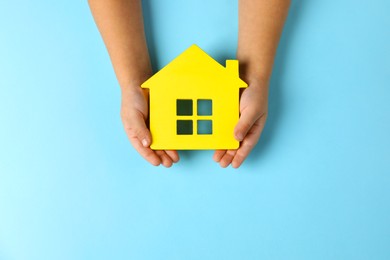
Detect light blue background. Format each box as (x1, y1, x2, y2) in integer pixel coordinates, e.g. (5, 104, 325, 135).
(1, 0, 389, 259)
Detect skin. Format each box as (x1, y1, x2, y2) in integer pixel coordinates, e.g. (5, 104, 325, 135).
(88, 0, 290, 168)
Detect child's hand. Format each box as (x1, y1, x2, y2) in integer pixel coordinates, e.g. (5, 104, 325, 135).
(121, 86, 179, 167)
(213, 79, 268, 168)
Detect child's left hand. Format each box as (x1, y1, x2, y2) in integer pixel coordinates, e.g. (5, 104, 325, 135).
(213, 79, 268, 168)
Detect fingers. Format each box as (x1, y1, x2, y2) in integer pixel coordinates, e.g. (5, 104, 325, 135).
(213, 150, 226, 162)
(156, 150, 174, 168)
(153, 150, 179, 168)
(166, 150, 180, 163)
(214, 116, 266, 169)
(219, 150, 237, 168)
(128, 135, 179, 167)
(234, 108, 262, 142)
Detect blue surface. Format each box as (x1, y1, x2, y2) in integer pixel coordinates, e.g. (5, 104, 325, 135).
(1, 0, 390, 259)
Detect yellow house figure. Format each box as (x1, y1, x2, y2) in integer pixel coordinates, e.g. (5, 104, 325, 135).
(141, 44, 248, 150)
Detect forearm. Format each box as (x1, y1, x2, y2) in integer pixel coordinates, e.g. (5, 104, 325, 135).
(88, 0, 151, 89)
(238, 0, 290, 84)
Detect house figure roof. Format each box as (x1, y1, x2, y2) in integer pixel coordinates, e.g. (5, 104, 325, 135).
(141, 44, 247, 90)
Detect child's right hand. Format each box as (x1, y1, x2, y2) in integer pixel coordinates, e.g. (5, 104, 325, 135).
(120, 86, 180, 167)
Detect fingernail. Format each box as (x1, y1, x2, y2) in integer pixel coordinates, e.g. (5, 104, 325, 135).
(142, 139, 148, 147)
(236, 133, 244, 141)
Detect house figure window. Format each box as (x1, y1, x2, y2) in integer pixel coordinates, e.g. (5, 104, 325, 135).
(176, 99, 212, 135)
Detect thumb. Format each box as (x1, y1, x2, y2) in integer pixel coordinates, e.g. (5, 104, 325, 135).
(234, 108, 260, 142)
(124, 111, 152, 148)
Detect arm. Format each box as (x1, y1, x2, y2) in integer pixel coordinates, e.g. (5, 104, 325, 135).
(88, 0, 179, 167)
(214, 0, 290, 168)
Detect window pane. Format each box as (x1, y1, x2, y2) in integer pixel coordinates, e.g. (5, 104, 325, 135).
(197, 120, 212, 135)
(177, 99, 193, 116)
(177, 120, 193, 135)
(197, 99, 212, 116)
